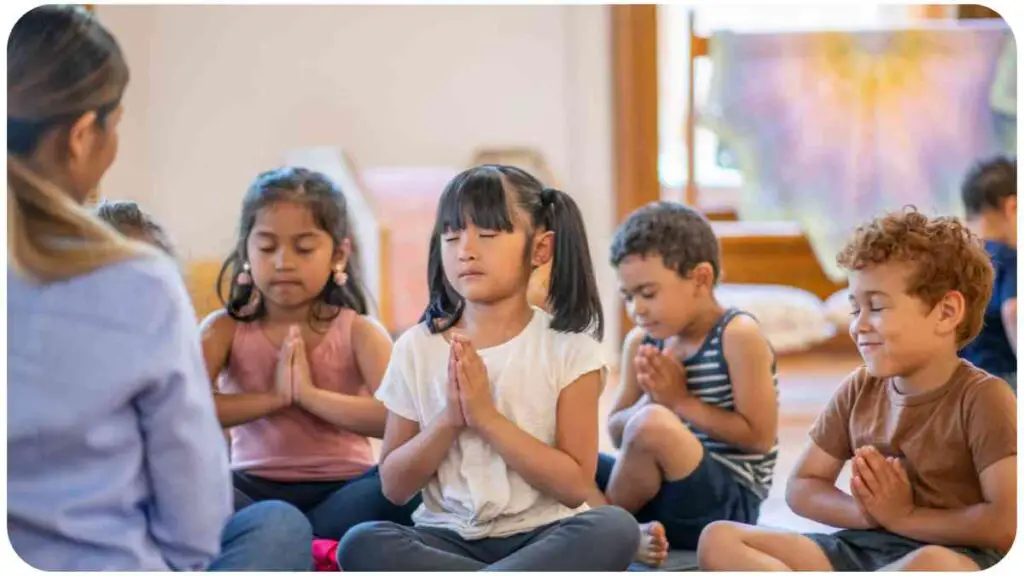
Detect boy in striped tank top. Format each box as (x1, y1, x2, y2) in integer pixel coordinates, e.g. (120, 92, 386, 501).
(589, 202, 780, 566)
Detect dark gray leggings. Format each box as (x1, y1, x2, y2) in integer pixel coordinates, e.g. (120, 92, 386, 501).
(336, 506, 640, 571)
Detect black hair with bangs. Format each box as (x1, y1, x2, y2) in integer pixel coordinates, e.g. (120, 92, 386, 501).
(420, 164, 603, 339)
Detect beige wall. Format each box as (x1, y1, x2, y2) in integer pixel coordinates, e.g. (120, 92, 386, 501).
(97, 4, 621, 360)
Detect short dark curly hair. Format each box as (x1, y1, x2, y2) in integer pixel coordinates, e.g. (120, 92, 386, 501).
(610, 201, 720, 282)
(836, 207, 992, 348)
(961, 156, 1016, 216)
(94, 199, 175, 257)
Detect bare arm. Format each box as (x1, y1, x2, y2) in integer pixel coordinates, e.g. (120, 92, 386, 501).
(786, 441, 877, 530)
(200, 311, 287, 429)
(672, 316, 778, 453)
(476, 370, 603, 509)
(1002, 298, 1016, 353)
(378, 412, 460, 505)
(296, 315, 390, 438)
(607, 327, 649, 448)
(888, 456, 1016, 552)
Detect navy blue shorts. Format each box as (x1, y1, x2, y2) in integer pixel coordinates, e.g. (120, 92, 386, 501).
(804, 529, 1003, 571)
(596, 451, 761, 549)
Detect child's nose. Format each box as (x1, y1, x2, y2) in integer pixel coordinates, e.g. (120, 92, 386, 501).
(457, 236, 477, 260)
(273, 249, 295, 270)
(628, 299, 645, 318)
(850, 310, 870, 335)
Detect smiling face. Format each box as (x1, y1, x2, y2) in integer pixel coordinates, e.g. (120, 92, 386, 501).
(847, 262, 953, 379)
(837, 210, 994, 378)
(246, 201, 344, 310)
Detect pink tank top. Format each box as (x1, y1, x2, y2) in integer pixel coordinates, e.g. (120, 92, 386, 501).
(219, 309, 375, 481)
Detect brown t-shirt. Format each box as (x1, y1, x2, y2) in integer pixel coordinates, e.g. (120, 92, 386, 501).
(811, 360, 1017, 510)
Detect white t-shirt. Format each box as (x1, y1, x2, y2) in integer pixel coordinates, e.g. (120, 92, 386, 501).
(376, 307, 607, 540)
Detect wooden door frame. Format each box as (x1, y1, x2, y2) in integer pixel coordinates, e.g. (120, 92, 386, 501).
(611, 4, 660, 345)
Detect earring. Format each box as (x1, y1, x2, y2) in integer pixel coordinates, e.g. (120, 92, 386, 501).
(243, 288, 262, 312)
(334, 263, 348, 286)
(237, 261, 252, 286)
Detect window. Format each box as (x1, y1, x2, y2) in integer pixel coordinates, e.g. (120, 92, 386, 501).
(657, 5, 946, 202)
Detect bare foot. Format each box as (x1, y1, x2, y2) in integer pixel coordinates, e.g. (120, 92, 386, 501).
(635, 521, 669, 567)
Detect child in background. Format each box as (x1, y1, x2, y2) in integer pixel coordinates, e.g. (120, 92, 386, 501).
(960, 156, 1017, 392)
(336, 165, 641, 571)
(200, 167, 418, 540)
(591, 201, 779, 566)
(697, 209, 1016, 571)
(95, 199, 176, 257)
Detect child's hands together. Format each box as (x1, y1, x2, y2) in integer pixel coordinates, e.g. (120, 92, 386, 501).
(451, 333, 497, 429)
(273, 325, 316, 409)
(635, 344, 689, 409)
(848, 471, 881, 529)
(443, 343, 467, 428)
(851, 446, 915, 530)
(274, 329, 296, 407)
(288, 326, 316, 408)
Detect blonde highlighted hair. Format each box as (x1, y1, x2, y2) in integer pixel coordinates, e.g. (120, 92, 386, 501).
(7, 6, 149, 283)
(7, 155, 151, 283)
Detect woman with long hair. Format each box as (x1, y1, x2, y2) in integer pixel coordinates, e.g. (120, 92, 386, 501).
(7, 6, 311, 571)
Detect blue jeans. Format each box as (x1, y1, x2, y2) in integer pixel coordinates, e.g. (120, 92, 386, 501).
(233, 466, 420, 540)
(208, 500, 312, 571)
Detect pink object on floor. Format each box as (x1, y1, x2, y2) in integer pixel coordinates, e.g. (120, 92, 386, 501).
(312, 538, 340, 571)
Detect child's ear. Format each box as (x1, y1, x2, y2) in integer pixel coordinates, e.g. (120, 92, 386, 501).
(531, 230, 554, 267)
(932, 290, 966, 339)
(1004, 195, 1017, 218)
(691, 262, 715, 291)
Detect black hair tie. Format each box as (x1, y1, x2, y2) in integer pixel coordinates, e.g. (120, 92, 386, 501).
(541, 187, 558, 207)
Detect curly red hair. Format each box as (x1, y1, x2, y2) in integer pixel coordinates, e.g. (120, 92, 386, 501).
(836, 208, 993, 348)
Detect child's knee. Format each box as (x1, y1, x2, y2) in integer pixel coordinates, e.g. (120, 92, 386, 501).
(900, 546, 980, 571)
(697, 521, 745, 565)
(237, 500, 312, 542)
(336, 521, 393, 570)
(585, 507, 642, 565)
(594, 505, 641, 538)
(622, 404, 680, 451)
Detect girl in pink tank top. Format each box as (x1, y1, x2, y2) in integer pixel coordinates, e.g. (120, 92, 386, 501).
(200, 167, 419, 541)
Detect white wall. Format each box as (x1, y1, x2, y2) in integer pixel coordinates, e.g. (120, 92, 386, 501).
(97, 4, 620, 359)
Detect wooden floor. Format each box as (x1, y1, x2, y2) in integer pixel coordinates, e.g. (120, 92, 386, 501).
(598, 350, 864, 534)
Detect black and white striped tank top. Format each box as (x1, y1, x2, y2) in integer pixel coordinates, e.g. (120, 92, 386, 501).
(644, 308, 779, 500)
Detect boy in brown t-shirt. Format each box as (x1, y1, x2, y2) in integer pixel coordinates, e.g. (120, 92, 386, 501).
(696, 209, 1017, 571)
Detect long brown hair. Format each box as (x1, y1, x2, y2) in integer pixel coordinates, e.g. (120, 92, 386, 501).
(7, 5, 148, 283)
(217, 167, 370, 322)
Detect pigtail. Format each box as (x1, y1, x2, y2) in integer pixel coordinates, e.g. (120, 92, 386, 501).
(543, 187, 604, 340)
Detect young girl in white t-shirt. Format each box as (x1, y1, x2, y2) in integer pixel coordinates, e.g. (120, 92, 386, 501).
(336, 165, 640, 570)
